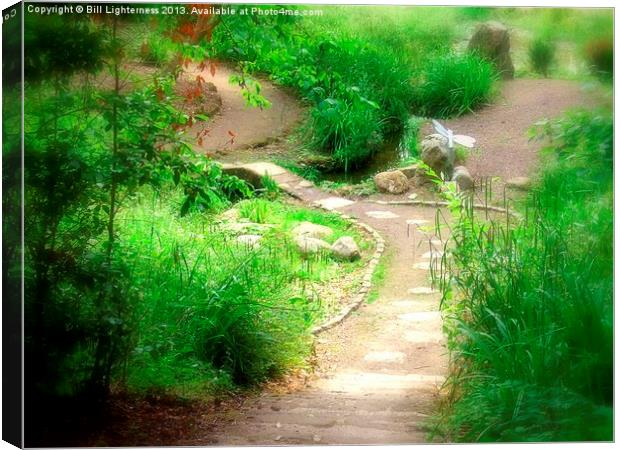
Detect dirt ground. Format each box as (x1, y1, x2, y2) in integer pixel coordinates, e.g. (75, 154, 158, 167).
(422, 78, 597, 181)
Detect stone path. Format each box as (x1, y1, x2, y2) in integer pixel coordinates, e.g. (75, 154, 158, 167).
(209, 163, 449, 445)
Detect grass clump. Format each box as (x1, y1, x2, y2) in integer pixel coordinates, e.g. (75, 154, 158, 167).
(528, 36, 556, 77)
(433, 109, 612, 442)
(413, 53, 498, 118)
(398, 116, 425, 158)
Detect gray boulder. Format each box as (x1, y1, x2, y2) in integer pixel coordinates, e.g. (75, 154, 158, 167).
(292, 221, 333, 240)
(331, 236, 361, 261)
(374, 170, 410, 194)
(294, 235, 331, 256)
(420, 134, 455, 179)
(453, 166, 474, 190)
(468, 21, 515, 79)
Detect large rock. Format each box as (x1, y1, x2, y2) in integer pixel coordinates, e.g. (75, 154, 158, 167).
(294, 236, 331, 256)
(292, 222, 334, 240)
(420, 134, 455, 180)
(468, 21, 515, 79)
(399, 164, 419, 179)
(374, 170, 409, 194)
(331, 236, 361, 261)
(452, 166, 474, 191)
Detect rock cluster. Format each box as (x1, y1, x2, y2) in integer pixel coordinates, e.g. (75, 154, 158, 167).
(291, 222, 360, 261)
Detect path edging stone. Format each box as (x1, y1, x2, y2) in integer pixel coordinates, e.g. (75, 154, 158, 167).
(275, 181, 386, 335)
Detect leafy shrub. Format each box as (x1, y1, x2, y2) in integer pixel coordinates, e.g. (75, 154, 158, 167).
(433, 110, 613, 442)
(528, 37, 556, 77)
(584, 36, 613, 79)
(413, 53, 498, 118)
(139, 35, 174, 66)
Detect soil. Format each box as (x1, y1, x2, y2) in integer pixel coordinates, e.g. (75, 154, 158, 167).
(183, 63, 305, 160)
(422, 78, 596, 181)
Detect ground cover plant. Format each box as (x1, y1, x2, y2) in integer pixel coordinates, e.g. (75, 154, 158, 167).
(433, 108, 613, 441)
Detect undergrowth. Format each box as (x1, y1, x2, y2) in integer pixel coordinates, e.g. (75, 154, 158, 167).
(432, 109, 613, 441)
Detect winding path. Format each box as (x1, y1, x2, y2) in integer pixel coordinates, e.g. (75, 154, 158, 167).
(208, 165, 449, 445)
(179, 70, 595, 445)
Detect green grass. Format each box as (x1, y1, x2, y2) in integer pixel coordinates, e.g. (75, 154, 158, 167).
(413, 53, 498, 118)
(433, 109, 613, 442)
(528, 36, 556, 77)
(119, 190, 369, 396)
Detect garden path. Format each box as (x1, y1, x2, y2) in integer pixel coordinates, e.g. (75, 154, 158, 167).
(203, 164, 450, 445)
(185, 64, 303, 158)
(422, 78, 596, 180)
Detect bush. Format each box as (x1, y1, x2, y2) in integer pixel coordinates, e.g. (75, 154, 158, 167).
(528, 37, 556, 77)
(413, 53, 498, 118)
(433, 109, 613, 442)
(584, 36, 613, 79)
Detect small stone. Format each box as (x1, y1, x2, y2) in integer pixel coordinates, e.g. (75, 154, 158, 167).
(314, 197, 355, 210)
(313, 435, 322, 442)
(453, 166, 474, 191)
(294, 236, 331, 256)
(274, 435, 282, 441)
(506, 176, 532, 190)
(331, 236, 361, 261)
(374, 170, 410, 194)
(292, 222, 333, 240)
(408, 193, 419, 200)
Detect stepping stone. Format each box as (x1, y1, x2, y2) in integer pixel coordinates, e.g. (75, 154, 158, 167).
(421, 251, 444, 259)
(403, 330, 445, 344)
(363, 351, 406, 364)
(236, 234, 261, 248)
(297, 180, 313, 188)
(406, 219, 429, 226)
(407, 287, 438, 295)
(314, 197, 355, 210)
(398, 311, 441, 323)
(320, 372, 446, 393)
(241, 162, 286, 177)
(366, 210, 400, 219)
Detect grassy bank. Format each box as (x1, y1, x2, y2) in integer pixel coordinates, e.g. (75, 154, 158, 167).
(434, 108, 613, 441)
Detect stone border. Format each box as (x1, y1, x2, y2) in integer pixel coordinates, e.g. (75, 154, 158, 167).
(371, 199, 522, 220)
(310, 210, 385, 335)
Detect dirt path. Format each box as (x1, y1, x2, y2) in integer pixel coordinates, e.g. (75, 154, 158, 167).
(183, 64, 303, 159)
(424, 79, 594, 180)
(190, 165, 450, 445)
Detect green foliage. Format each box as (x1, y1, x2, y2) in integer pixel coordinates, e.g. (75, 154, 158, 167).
(584, 36, 613, 79)
(433, 110, 612, 442)
(413, 53, 498, 118)
(210, 14, 415, 170)
(398, 116, 425, 158)
(123, 195, 366, 392)
(139, 34, 175, 66)
(22, 15, 252, 408)
(528, 37, 556, 77)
